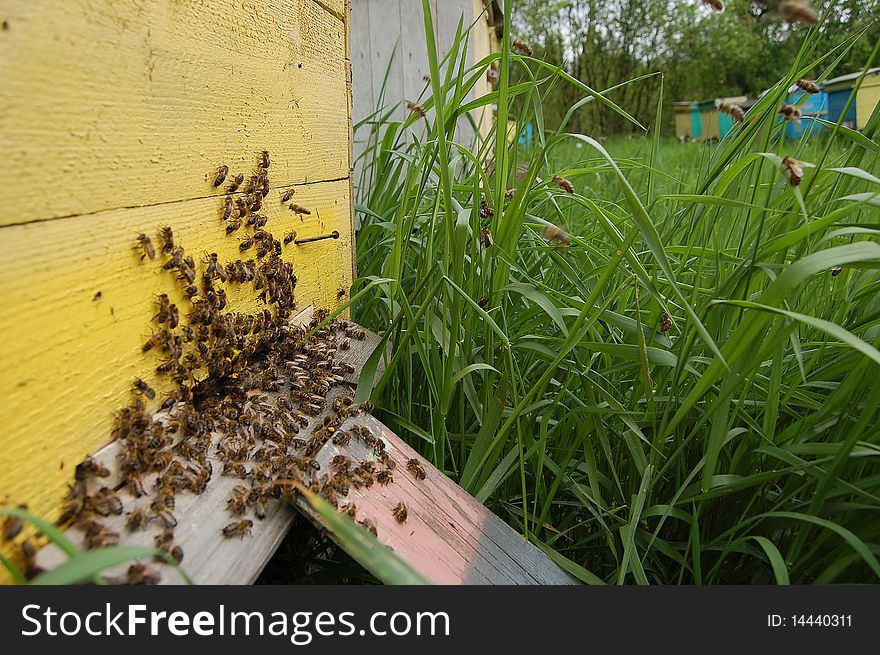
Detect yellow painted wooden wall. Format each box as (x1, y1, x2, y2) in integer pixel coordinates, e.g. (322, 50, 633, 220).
(0, 0, 353, 580)
(856, 71, 880, 131)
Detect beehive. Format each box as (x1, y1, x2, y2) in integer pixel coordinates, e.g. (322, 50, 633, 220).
(0, 0, 353, 579)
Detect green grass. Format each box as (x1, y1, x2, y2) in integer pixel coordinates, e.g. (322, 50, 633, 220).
(350, 1, 880, 584)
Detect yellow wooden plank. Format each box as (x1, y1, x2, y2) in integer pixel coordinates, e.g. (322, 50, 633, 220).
(0, 179, 352, 580)
(0, 0, 349, 225)
(856, 74, 880, 131)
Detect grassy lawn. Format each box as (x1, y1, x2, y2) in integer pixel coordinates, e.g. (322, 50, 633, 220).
(348, 5, 880, 583)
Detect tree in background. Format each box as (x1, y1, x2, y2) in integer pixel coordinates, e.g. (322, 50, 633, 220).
(510, 0, 880, 135)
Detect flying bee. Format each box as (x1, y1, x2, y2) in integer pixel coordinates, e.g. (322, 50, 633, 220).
(541, 225, 571, 248)
(552, 175, 575, 194)
(717, 101, 744, 123)
(422, 74, 431, 83)
(228, 172, 245, 193)
(778, 104, 801, 123)
(392, 502, 408, 523)
(132, 378, 156, 400)
(283, 231, 297, 245)
(213, 165, 229, 187)
(136, 233, 156, 260)
(831, 266, 843, 277)
(406, 458, 427, 481)
(259, 150, 270, 170)
(701, 0, 724, 10)
(127, 563, 161, 585)
(796, 78, 820, 94)
(480, 225, 494, 248)
(779, 0, 817, 25)
(282, 188, 295, 202)
(661, 312, 673, 333)
(479, 200, 494, 218)
(512, 38, 532, 56)
(222, 519, 253, 539)
(288, 203, 311, 215)
(222, 197, 234, 221)
(158, 226, 175, 253)
(781, 156, 804, 186)
(406, 101, 426, 118)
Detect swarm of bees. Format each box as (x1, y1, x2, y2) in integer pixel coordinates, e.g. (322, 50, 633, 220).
(22, 150, 425, 585)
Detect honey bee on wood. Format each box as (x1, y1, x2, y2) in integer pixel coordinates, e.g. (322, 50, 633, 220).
(406, 458, 426, 481)
(779, 0, 817, 25)
(228, 173, 245, 193)
(359, 518, 378, 536)
(831, 266, 842, 276)
(796, 78, 820, 94)
(222, 519, 253, 539)
(376, 469, 393, 486)
(781, 156, 805, 186)
(541, 225, 571, 248)
(224, 218, 242, 234)
(717, 101, 744, 123)
(478, 199, 494, 218)
(158, 226, 175, 254)
(259, 150, 270, 170)
(226, 486, 250, 515)
(661, 312, 673, 333)
(480, 225, 494, 248)
(282, 189, 295, 202)
(392, 502, 408, 523)
(552, 175, 575, 194)
(153, 508, 178, 528)
(778, 104, 801, 123)
(2, 510, 24, 541)
(222, 197, 234, 221)
(75, 456, 111, 481)
(213, 165, 229, 187)
(240, 237, 254, 251)
(701, 0, 724, 10)
(136, 233, 156, 260)
(406, 101, 426, 118)
(512, 38, 532, 56)
(236, 198, 248, 217)
(283, 231, 297, 246)
(288, 203, 311, 215)
(92, 291, 102, 302)
(205, 252, 227, 282)
(132, 378, 156, 400)
(127, 563, 161, 585)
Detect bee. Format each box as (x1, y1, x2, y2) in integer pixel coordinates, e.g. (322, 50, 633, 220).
(376, 469, 393, 486)
(153, 508, 177, 528)
(552, 175, 575, 194)
(283, 231, 297, 245)
(359, 518, 378, 537)
(717, 101, 744, 123)
(226, 218, 242, 234)
(92, 291, 102, 302)
(127, 475, 147, 498)
(75, 456, 111, 481)
(2, 511, 24, 541)
(778, 104, 801, 123)
(779, 0, 817, 25)
(288, 203, 311, 215)
(259, 150, 270, 170)
(132, 378, 156, 400)
(512, 38, 532, 56)
(236, 198, 248, 217)
(260, 177, 270, 198)
(701, 0, 724, 10)
(422, 74, 431, 83)
(126, 507, 149, 531)
(541, 225, 571, 248)
(158, 226, 175, 254)
(213, 165, 229, 187)
(205, 252, 227, 281)
(163, 246, 184, 270)
(831, 266, 843, 277)
(486, 68, 500, 84)
(226, 486, 250, 515)
(479, 200, 494, 218)
(127, 563, 161, 585)
(332, 431, 351, 446)
(406, 101, 426, 118)
(796, 78, 820, 94)
(154, 294, 173, 324)
(406, 458, 427, 481)
(222, 197, 234, 221)
(282, 188, 295, 202)
(240, 237, 254, 251)
(228, 173, 245, 193)
(392, 502, 408, 523)
(661, 312, 673, 333)
(480, 225, 494, 248)
(781, 156, 804, 186)
(337, 287, 347, 299)
(136, 233, 156, 260)
(505, 187, 516, 200)
(222, 519, 253, 539)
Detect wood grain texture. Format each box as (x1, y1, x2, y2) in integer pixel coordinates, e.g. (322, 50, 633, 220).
(0, 0, 349, 225)
(0, 179, 353, 577)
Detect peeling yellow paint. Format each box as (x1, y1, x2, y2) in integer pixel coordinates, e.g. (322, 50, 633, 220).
(0, 0, 352, 582)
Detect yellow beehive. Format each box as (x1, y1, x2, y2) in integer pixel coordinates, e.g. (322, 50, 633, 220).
(855, 69, 880, 131)
(0, 0, 353, 580)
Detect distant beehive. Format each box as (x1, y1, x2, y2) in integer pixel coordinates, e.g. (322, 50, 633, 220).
(823, 67, 880, 131)
(0, 0, 354, 578)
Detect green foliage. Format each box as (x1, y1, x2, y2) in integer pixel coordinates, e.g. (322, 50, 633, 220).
(351, 2, 880, 584)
